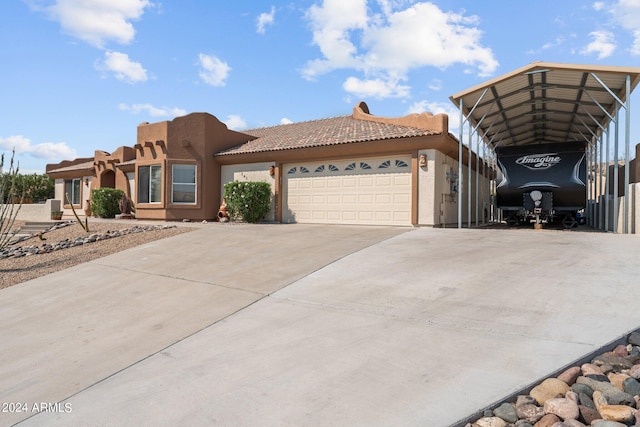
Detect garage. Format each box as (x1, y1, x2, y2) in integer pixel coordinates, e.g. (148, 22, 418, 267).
(283, 156, 412, 225)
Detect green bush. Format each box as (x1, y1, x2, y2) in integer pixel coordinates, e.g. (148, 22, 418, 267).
(223, 181, 272, 223)
(91, 188, 124, 218)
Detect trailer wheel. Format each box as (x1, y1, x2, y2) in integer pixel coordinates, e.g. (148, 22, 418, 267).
(562, 214, 577, 229)
(505, 215, 519, 227)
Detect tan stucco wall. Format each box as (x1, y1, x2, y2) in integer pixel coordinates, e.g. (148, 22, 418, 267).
(55, 176, 92, 214)
(221, 162, 277, 221)
(417, 149, 437, 226)
(134, 113, 255, 221)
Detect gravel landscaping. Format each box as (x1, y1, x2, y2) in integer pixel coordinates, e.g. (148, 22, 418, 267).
(0, 220, 195, 289)
(462, 339, 640, 427)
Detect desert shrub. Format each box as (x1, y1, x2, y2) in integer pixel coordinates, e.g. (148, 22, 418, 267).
(223, 181, 272, 223)
(0, 150, 22, 249)
(91, 188, 124, 218)
(20, 173, 55, 203)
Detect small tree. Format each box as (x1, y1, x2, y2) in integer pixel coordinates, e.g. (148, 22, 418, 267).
(91, 188, 124, 218)
(21, 173, 55, 203)
(223, 181, 272, 223)
(0, 150, 23, 249)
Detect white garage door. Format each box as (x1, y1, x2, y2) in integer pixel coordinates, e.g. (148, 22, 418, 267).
(284, 157, 412, 225)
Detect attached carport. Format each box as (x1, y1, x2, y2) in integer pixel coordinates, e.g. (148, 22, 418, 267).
(449, 62, 640, 233)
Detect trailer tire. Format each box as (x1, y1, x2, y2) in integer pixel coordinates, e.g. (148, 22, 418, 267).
(506, 215, 520, 227)
(562, 214, 577, 229)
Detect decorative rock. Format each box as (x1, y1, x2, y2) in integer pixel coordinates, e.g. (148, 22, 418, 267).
(532, 413, 560, 427)
(592, 390, 608, 412)
(571, 383, 593, 397)
(578, 404, 601, 424)
(630, 364, 640, 380)
(578, 392, 595, 410)
(559, 419, 586, 427)
(474, 416, 506, 427)
(607, 373, 629, 391)
(592, 353, 634, 371)
(565, 390, 579, 403)
(622, 376, 640, 397)
(543, 397, 579, 420)
(612, 345, 628, 357)
(629, 332, 640, 347)
(585, 374, 609, 383)
(516, 403, 545, 423)
(492, 402, 517, 423)
(530, 378, 570, 405)
(582, 363, 604, 376)
(558, 367, 581, 386)
(514, 421, 533, 427)
(0, 224, 177, 259)
(591, 421, 629, 427)
(597, 404, 636, 422)
(575, 377, 634, 405)
(516, 395, 537, 408)
(593, 390, 636, 423)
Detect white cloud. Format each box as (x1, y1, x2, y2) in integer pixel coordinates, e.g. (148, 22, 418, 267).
(280, 118, 293, 125)
(118, 103, 186, 117)
(224, 115, 247, 130)
(581, 30, 616, 58)
(99, 51, 148, 83)
(343, 76, 410, 98)
(303, 1, 498, 99)
(428, 79, 442, 91)
(407, 100, 462, 135)
(257, 6, 276, 34)
(198, 53, 231, 87)
(612, 0, 640, 54)
(0, 135, 77, 160)
(593, 2, 606, 11)
(303, 0, 368, 79)
(33, 0, 153, 49)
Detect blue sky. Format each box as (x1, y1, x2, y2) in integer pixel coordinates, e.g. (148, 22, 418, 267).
(2, 0, 640, 173)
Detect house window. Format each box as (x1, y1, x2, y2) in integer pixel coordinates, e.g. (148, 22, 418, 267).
(138, 164, 162, 203)
(172, 164, 196, 204)
(64, 178, 81, 205)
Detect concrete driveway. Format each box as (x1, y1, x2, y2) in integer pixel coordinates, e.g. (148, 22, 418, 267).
(2, 224, 640, 426)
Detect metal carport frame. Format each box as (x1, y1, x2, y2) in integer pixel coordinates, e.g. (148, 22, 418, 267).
(449, 62, 640, 233)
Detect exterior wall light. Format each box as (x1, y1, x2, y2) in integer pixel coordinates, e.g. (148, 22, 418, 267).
(419, 154, 428, 168)
(269, 165, 275, 176)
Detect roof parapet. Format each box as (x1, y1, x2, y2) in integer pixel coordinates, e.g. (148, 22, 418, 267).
(352, 101, 448, 134)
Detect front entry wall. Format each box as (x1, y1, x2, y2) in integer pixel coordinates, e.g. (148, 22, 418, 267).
(283, 156, 412, 226)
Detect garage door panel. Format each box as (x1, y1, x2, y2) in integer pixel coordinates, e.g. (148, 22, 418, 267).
(358, 177, 374, 186)
(375, 194, 392, 204)
(285, 156, 411, 225)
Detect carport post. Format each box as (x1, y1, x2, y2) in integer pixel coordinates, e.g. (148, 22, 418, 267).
(468, 120, 472, 228)
(458, 100, 463, 229)
(599, 130, 604, 230)
(475, 134, 480, 227)
(587, 143, 592, 227)
(624, 75, 631, 234)
(614, 107, 619, 233)
(605, 125, 610, 232)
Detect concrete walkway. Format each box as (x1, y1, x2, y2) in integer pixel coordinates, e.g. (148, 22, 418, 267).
(1, 224, 640, 426)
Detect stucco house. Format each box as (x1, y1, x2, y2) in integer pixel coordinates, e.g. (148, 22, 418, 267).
(46, 102, 489, 226)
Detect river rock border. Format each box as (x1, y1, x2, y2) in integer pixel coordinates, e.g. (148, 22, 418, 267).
(1, 222, 178, 259)
(463, 332, 640, 427)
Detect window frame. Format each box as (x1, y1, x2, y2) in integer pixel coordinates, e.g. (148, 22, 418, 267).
(171, 164, 197, 205)
(138, 164, 162, 204)
(64, 178, 81, 205)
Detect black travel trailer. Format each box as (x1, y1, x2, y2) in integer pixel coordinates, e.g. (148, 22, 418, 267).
(495, 142, 587, 228)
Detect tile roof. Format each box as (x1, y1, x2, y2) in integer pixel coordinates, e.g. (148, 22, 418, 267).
(216, 115, 438, 156)
(46, 160, 95, 174)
